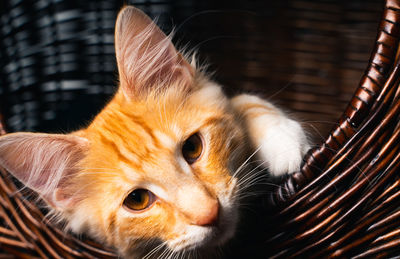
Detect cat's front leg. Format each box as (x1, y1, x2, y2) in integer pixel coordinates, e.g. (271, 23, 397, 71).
(231, 94, 310, 176)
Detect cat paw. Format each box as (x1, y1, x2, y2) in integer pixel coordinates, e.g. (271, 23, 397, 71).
(231, 94, 310, 176)
(256, 118, 310, 176)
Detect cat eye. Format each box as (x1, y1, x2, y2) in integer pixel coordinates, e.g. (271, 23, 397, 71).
(123, 189, 156, 212)
(182, 133, 203, 164)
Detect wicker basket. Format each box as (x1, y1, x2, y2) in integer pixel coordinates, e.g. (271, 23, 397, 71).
(1, 0, 399, 258)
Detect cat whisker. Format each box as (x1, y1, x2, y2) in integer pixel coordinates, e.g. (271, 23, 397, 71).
(190, 248, 199, 259)
(233, 189, 266, 201)
(230, 159, 265, 182)
(255, 181, 291, 189)
(229, 145, 263, 184)
(235, 162, 267, 187)
(236, 177, 269, 196)
(265, 75, 295, 101)
(216, 244, 224, 259)
(143, 241, 167, 259)
(237, 173, 268, 190)
(236, 176, 265, 194)
(165, 247, 176, 259)
(302, 121, 328, 143)
(178, 250, 185, 259)
(170, 251, 176, 259)
(237, 160, 267, 179)
(234, 166, 295, 199)
(156, 245, 170, 259)
(235, 185, 282, 198)
(229, 162, 267, 200)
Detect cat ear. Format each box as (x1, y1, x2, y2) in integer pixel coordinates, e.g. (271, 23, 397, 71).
(0, 133, 88, 210)
(114, 6, 194, 98)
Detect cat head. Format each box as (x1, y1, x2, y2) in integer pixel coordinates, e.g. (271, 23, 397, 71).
(0, 6, 249, 257)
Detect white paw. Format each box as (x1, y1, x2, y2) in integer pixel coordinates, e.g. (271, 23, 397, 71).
(231, 94, 310, 176)
(256, 118, 309, 176)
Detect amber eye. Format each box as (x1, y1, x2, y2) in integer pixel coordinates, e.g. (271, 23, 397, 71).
(182, 133, 203, 164)
(123, 189, 155, 212)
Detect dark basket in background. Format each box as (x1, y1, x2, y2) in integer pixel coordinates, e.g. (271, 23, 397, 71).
(0, 0, 382, 136)
(2, 0, 400, 258)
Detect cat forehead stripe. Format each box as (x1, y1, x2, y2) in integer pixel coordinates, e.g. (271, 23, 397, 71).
(153, 130, 175, 149)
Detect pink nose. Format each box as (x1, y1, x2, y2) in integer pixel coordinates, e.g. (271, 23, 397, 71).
(193, 199, 219, 226)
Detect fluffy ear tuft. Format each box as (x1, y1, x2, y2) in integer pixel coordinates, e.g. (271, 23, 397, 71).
(0, 133, 88, 209)
(115, 6, 194, 98)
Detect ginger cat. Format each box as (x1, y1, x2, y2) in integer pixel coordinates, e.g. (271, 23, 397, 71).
(0, 6, 309, 258)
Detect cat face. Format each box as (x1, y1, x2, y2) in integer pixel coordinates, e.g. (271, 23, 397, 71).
(74, 81, 246, 256)
(0, 6, 249, 258)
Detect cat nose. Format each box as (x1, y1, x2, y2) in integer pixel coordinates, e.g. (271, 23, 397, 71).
(194, 199, 219, 226)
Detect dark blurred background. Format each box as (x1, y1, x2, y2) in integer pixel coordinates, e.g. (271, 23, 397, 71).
(0, 0, 383, 143)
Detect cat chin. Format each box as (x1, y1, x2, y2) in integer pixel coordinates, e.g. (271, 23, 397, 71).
(168, 225, 233, 253)
(167, 204, 239, 253)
